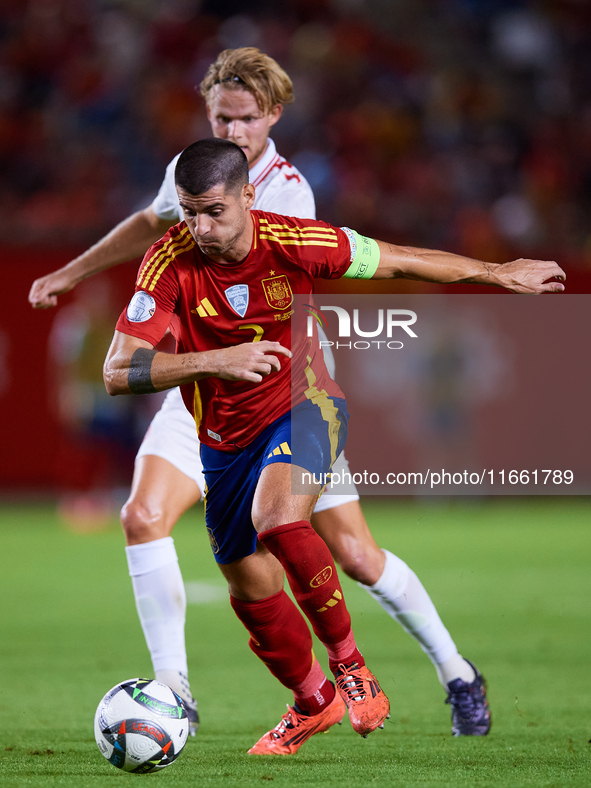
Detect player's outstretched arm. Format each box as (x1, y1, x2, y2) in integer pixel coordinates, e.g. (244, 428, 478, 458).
(103, 331, 291, 396)
(372, 241, 566, 294)
(28, 207, 174, 309)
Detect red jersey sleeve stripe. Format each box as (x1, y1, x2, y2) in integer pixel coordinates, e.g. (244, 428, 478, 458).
(260, 229, 337, 240)
(137, 228, 185, 287)
(139, 233, 195, 291)
(146, 235, 195, 291)
(138, 230, 194, 289)
(144, 239, 195, 291)
(259, 234, 338, 248)
(137, 227, 193, 289)
(260, 229, 337, 239)
(258, 219, 337, 237)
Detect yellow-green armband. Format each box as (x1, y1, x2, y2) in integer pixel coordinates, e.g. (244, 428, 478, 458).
(340, 227, 380, 279)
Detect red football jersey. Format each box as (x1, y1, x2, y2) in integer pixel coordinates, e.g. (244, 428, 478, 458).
(116, 210, 353, 450)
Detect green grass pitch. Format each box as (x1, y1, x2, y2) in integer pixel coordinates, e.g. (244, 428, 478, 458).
(0, 498, 589, 787)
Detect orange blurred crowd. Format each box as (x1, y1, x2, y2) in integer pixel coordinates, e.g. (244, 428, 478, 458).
(1, 0, 591, 268)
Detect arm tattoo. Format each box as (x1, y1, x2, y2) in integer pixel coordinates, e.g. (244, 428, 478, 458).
(128, 348, 157, 395)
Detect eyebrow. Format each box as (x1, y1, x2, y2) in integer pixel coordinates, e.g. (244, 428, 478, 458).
(179, 201, 225, 211)
(217, 111, 261, 119)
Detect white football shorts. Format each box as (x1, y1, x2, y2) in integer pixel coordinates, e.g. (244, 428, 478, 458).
(135, 388, 359, 511)
(313, 451, 360, 512)
(135, 388, 206, 496)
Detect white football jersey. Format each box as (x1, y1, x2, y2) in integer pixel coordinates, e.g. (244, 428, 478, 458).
(151, 138, 316, 222)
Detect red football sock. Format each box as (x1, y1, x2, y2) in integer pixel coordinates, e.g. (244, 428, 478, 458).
(230, 590, 324, 690)
(258, 521, 364, 673)
(292, 659, 336, 716)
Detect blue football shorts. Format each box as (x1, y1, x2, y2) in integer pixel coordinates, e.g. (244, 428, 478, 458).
(200, 396, 348, 565)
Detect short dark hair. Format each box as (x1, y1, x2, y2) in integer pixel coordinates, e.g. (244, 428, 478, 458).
(174, 138, 249, 196)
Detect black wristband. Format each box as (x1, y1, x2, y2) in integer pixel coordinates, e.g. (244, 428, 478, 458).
(128, 348, 157, 395)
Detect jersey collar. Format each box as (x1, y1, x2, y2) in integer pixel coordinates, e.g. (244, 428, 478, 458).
(249, 138, 278, 186)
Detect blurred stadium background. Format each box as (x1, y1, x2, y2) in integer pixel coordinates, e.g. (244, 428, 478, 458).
(2, 0, 591, 503)
(1, 4, 590, 784)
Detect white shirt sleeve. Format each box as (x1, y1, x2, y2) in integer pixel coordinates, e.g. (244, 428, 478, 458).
(151, 154, 182, 222)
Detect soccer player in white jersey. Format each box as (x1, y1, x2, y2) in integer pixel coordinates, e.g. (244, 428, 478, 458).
(29, 48, 491, 737)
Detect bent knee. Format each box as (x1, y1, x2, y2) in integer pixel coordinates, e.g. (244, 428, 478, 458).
(330, 541, 385, 586)
(120, 498, 168, 544)
(336, 553, 376, 585)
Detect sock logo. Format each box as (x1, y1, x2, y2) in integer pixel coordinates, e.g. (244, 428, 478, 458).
(316, 589, 342, 612)
(314, 689, 326, 706)
(310, 566, 332, 587)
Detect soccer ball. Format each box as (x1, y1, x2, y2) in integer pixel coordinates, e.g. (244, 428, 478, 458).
(94, 678, 189, 773)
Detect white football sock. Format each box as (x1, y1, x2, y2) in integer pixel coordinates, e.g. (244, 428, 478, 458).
(435, 653, 476, 687)
(154, 669, 194, 704)
(125, 537, 189, 680)
(360, 550, 475, 688)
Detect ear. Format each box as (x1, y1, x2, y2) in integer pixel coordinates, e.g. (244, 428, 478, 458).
(243, 183, 256, 209)
(266, 104, 283, 129)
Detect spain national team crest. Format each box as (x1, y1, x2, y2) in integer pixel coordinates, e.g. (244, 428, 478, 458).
(225, 285, 249, 318)
(262, 274, 293, 310)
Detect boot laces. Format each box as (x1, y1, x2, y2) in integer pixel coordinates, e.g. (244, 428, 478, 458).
(336, 662, 366, 703)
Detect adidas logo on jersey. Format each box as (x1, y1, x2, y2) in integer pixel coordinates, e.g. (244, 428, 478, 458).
(191, 298, 218, 318)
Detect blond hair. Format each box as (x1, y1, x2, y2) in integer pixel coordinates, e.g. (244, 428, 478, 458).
(200, 48, 294, 113)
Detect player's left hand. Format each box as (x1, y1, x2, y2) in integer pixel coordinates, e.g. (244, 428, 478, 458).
(496, 259, 566, 294)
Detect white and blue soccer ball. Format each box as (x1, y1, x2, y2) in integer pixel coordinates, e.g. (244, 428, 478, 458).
(94, 678, 189, 773)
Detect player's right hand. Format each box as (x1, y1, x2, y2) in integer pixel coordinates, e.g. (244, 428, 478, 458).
(213, 341, 292, 383)
(28, 268, 76, 308)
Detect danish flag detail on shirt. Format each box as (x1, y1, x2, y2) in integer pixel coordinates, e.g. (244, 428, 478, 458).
(252, 154, 301, 187)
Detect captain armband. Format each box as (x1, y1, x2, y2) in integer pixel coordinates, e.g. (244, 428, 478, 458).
(340, 227, 381, 279)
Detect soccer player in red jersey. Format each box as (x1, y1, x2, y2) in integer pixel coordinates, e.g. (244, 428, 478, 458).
(104, 138, 564, 753)
(30, 49, 511, 740)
